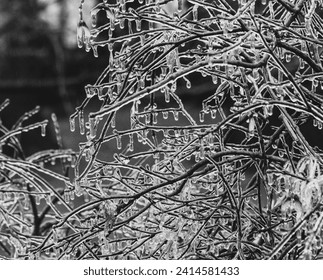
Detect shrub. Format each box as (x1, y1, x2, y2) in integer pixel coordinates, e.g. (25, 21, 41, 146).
(0, 100, 75, 259)
(2, 0, 323, 259)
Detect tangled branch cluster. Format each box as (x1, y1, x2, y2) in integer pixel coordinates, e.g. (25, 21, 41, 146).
(1, 0, 323, 259)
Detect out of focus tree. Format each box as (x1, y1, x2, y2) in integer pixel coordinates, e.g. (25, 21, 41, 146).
(0, 0, 98, 117)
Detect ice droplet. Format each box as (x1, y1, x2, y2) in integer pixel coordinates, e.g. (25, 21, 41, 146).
(35, 195, 41, 205)
(89, 117, 97, 139)
(109, 50, 114, 68)
(193, 5, 198, 21)
(285, 53, 292, 63)
(136, 19, 141, 31)
(129, 134, 134, 151)
(248, 117, 255, 137)
(77, 20, 91, 49)
(199, 111, 205, 122)
(173, 111, 179, 121)
(69, 116, 76, 132)
(91, 9, 98, 27)
(79, 111, 85, 135)
(165, 89, 170, 103)
(114, 130, 122, 150)
(41, 123, 47, 137)
(162, 111, 169, 119)
(267, 173, 274, 186)
(153, 112, 158, 124)
(212, 75, 218, 84)
(111, 114, 116, 128)
(211, 109, 217, 119)
(267, 105, 273, 116)
(92, 45, 98, 58)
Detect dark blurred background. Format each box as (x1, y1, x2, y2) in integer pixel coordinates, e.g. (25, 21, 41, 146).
(0, 0, 102, 154)
(0, 0, 208, 156)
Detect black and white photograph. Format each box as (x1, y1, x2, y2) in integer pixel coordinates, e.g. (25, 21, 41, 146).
(1, 0, 323, 270)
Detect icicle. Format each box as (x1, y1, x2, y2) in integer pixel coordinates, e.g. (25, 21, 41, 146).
(69, 190, 75, 201)
(64, 190, 70, 203)
(74, 179, 81, 197)
(195, 152, 200, 162)
(106, 8, 115, 30)
(89, 117, 96, 139)
(267, 173, 274, 186)
(165, 88, 170, 103)
(136, 19, 141, 31)
(84, 147, 91, 161)
(109, 50, 114, 68)
(173, 111, 179, 121)
(79, 110, 85, 135)
(41, 123, 47, 137)
(171, 82, 177, 92)
(142, 130, 148, 145)
(77, 20, 91, 49)
(184, 130, 189, 142)
(199, 111, 205, 122)
(129, 134, 134, 151)
(212, 75, 218, 84)
(139, 77, 145, 89)
(128, 20, 133, 34)
(111, 114, 116, 128)
(69, 116, 76, 132)
(211, 109, 216, 119)
(119, 18, 125, 29)
(23, 193, 29, 210)
(153, 112, 158, 124)
(192, 5, 198, 21)
(145, 113, 150, 124)
(186, 79, 191, 89)
(114, 130, 122, 150)
(267, 105, 273, 116)
(161, 67, 167, 77)
(133, 100, 139, 114)
(285, 53, 292, 63)
(248, 116, 255, 137)
(92, 45, 98, 58)
(35, 195, 41, 205)
(91, 9, 98, 27)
